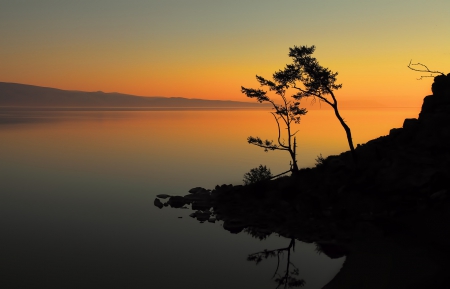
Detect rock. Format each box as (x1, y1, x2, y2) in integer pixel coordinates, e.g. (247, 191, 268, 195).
(389, 128, 403, 138)
(420, 75, 450, 118)
(156, 194, 171, 199)
(195, 211, 211, 222)
(208, 218, 216, 223)
(420, 95, 436, 117)
(154, 198, 163, 209)
(431, 73, 450, 96)
(184, 191, 210, 202)
(403, 118, 418, 130)
(188, 187, 206, 194)
(192, 200, 212, 210)
(168, 196, 186, 208)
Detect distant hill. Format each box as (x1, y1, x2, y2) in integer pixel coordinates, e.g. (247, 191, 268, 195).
(0, 82, 270, 109)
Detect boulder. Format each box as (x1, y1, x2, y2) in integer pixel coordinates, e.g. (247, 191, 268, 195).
(402, 118, 418, 131)
(431, 73, 450, 96)
(188, 187, 207, 194)
(154, 198, 164, 209)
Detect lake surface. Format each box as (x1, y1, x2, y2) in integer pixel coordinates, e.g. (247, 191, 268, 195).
(0, 107, 419, 288)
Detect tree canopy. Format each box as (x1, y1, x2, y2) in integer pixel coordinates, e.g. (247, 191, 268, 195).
(243, 45, 358, 167)
(241, 70, 307, 172)
(272, 45, 357, 162)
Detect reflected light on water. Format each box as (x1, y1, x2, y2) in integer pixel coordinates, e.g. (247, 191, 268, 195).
(0, 107, 419, 288)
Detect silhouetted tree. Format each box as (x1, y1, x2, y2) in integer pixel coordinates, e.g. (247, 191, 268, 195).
(241, 73, 307, 172)
(270, 45, 357, 162)
(243, 165, 273, 185)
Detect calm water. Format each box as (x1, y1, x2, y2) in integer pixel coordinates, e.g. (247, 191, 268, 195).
(0, 108, 418, 288)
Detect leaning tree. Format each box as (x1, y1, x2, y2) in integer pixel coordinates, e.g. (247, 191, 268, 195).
(273, 45, 357, 163)
(241, 75, 307, 172)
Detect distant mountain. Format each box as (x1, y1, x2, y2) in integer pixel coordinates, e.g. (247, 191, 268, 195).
(0, 82, 270, 108)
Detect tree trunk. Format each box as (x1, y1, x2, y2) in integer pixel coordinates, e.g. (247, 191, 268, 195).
(290, 151, 299, 172)
(332, 105, 357, 163)
(290, 137, 299, 172)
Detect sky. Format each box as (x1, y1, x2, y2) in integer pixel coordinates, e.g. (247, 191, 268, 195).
(1, 0, 449, 107)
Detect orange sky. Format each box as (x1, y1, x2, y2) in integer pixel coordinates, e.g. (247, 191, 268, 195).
(1, 1, 449, 108)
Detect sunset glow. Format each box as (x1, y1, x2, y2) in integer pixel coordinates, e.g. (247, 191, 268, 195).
(1, 1, 449, 107)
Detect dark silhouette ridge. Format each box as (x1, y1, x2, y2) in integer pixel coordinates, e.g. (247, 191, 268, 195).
(0, 82, 271, 108)
(156, 75, 450, 288)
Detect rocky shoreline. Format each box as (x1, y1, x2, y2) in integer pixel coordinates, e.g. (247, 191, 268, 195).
(155, 74, 450, 288)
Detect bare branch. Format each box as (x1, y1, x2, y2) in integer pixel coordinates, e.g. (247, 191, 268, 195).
(408, 59, 444, 80)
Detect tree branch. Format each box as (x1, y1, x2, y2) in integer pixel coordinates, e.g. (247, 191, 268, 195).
(271, 112, 290, 149)
(292, 84, 334, 106)
(408, 59, 444, 80)
(247, 138, 290, 151)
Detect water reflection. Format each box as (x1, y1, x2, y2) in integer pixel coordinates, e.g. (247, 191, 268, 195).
(155, 184, 346, 288)
(247, 238, 304, 288)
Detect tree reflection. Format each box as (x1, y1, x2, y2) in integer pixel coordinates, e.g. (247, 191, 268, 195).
(247, 238, 305, 288)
